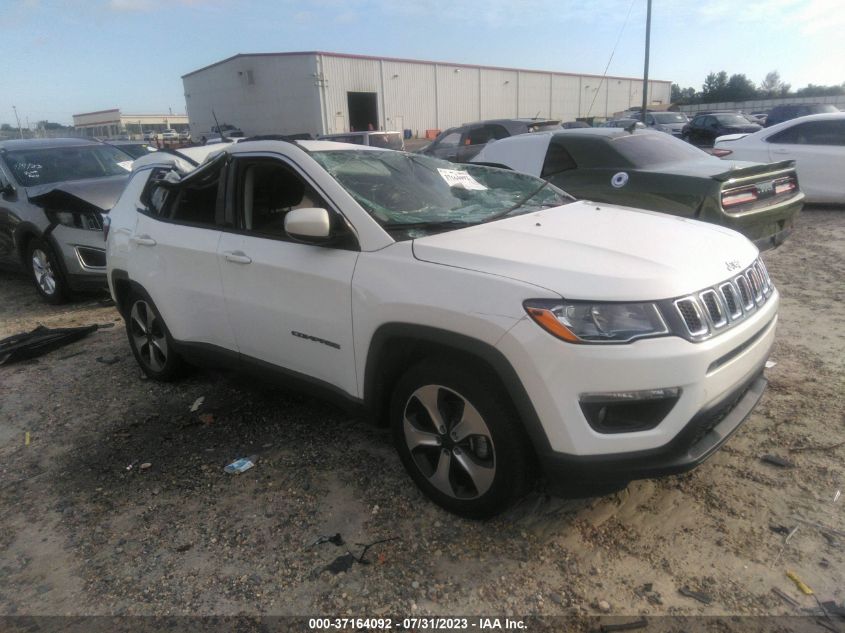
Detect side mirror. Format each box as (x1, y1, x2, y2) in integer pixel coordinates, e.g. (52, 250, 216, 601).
(0, 181, 14, 198)
(284, 207, 331, 243)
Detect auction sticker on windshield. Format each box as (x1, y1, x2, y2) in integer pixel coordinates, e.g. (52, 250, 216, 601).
(437, 168, 487, 190)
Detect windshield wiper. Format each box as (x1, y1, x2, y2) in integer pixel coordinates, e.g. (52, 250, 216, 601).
(482, 180, 550, 224)
(382, 219, 473, 231)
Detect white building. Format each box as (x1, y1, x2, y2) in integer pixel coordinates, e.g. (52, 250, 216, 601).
(182, 51, 672, 138)
(73, 109, 189, 138)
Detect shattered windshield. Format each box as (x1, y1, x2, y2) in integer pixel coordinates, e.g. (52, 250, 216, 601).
(311, 150, 572, 239)
(3, 145, 133, 186)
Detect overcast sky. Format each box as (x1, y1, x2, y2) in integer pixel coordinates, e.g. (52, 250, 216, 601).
(4, 0, 844, 125)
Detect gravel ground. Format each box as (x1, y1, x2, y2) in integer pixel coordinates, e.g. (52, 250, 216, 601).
(0, 206, 843, 625)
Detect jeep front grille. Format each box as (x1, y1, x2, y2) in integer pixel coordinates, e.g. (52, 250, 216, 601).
(673, 258, 774, 340)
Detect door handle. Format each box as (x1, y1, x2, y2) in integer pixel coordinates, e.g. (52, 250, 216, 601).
(771, 148, 790, 154)
(130, 235, 157, 246)
(223, 250, 252, 264)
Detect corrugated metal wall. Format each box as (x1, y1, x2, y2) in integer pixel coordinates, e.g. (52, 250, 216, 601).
(320, 54, 672, 135)
(184, 53, 673, 137)
(183, 54, 322, 138)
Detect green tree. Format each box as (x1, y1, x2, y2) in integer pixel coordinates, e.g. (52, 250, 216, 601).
(725, 74, 758, 101)
(701, 71, 729, 102)
(795, 83, 845, 97)
(671, 83, 697, 104)
(759, 70, 790, 96)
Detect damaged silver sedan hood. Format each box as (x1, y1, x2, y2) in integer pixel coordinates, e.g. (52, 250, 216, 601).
(27, 175, 129, 213)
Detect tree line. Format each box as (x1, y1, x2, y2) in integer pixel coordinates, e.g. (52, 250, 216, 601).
(672, 70, 845, 105)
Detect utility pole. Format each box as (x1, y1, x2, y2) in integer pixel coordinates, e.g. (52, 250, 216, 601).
(641, 0, 652, 123)
(12, 105, 23, 139)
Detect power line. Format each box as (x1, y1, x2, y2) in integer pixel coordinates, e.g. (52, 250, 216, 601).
(587, 0, 637, 117)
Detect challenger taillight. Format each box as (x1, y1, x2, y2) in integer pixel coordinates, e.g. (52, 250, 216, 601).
(722, 186, 758, 208)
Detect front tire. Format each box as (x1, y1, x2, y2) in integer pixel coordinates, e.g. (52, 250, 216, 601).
(27, 238, 68, 304)
(390, 359, 531, 519)
(125, 292, 187, 381)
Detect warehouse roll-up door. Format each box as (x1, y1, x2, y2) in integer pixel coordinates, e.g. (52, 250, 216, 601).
(348, 92, 378, 132)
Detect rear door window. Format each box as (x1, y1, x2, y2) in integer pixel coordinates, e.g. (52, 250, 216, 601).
(162, 155, 227, 227)
(769, 120, 845, 146)
(541, 140, 578, 177)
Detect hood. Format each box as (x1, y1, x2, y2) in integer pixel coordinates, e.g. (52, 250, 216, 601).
(27, 175, 129, 213)
(412, 200, 758, 302)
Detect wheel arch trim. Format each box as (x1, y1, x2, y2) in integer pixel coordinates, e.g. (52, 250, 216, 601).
(363, 323, 554, 457)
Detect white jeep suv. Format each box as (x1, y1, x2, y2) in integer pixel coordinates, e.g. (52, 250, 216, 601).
(106, 140, 777, 518)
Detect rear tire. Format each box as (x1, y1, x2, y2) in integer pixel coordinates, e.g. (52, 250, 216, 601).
(390, 358, 531, 519)
(27, 238, 68, 304)
(124, 291, 188, 381)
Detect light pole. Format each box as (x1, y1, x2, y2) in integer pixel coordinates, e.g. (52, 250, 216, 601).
(641, 0, 652, 123)
(12, 105, 23, 139)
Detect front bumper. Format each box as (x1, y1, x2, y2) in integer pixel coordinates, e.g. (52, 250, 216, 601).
(49, 224, 107, 291)
(539, 367, 766, 490)
(497, 290, 778, 484)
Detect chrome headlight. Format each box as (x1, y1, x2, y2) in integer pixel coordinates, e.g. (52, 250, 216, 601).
(524, 299, 669, 344)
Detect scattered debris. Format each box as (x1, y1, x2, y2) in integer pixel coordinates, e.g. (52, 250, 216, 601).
(597, 599, 611, 613)
(834, 490, 841, 504)
(224, 457, 256, 474)
(789, 440, 845, 453)
(0, 324, 98, 365)
(772, 525, 800, 568)
(320, 537, 400, 575)
(678, 586, 712, 604)
(198, 413, 214, 425)
(770, 524, 791, 535)
(175, 543, 193, 553)
(189, 396, 205, 412)
(821, 532, 840, 548)
(139, 462, 152, 471)
(786, 570, 814, 595)
(819, 558, 830, 568)
(24, 432, 30, 447)
(765, 360, 777, 369)
(771, 587, 800, 608)
(355, 537, 400, 565)
(310, 533, 345, 548)
(599, 618, 648, 632)
(819, 601, 845, 618)
(96, 355, 121, 365)
(791, 516, 845, 539)
(761, 454, 795, 468)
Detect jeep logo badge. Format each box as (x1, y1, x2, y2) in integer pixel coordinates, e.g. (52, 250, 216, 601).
(725, 260, 742, 272)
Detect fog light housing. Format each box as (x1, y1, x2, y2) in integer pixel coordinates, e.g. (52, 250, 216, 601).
(579, 387, 681, 434)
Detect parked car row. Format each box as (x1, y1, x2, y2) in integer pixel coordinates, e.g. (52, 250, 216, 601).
(102, 138, 779, 517)
(713, 112, 845, 203)
(472, 127, 802, 250)
(0, 118, 824, 517)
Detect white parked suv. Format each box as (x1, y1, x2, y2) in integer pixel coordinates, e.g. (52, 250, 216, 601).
(106, 140, 778, 517)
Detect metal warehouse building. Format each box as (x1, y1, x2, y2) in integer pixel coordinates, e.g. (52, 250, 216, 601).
(182, 51, 672, 138)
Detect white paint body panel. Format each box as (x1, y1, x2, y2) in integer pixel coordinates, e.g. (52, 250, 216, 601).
(107, 142, 775, 464)
(714, 113, 845, 203)
(412, 201, 759, 302)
